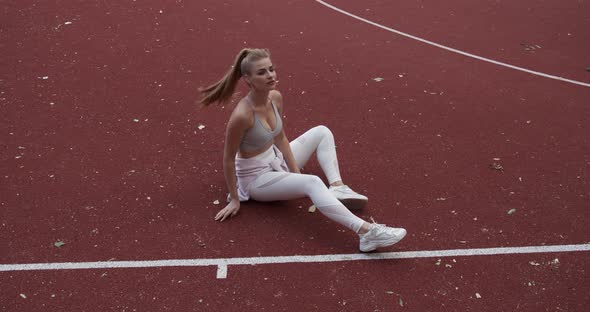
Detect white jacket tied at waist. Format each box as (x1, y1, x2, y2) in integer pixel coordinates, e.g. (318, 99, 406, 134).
(234, 145, 289, 201)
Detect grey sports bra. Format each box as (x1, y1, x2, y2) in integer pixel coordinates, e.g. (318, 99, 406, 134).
(240, 100, 283, 152)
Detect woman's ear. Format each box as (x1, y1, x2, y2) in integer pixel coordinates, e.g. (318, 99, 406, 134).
(242, 75, 252, 87)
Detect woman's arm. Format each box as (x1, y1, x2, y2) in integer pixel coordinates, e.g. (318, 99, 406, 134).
(271, 91, 301, 174)
(215, 106, 250, 222)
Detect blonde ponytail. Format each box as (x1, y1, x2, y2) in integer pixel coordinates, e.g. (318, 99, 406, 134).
(198, 48, 270, 106)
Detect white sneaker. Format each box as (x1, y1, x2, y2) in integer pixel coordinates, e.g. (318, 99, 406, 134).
(359, 222, 407, 252)
(329, 185, 368, 210)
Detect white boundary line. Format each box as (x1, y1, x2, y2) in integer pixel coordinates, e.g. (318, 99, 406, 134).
(1, 244, 589, 279)
(315, 0, 590, 88)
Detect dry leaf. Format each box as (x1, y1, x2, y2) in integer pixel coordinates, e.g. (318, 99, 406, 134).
(489, 163, 504, 171)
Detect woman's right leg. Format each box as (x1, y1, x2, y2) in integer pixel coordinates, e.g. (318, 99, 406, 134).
(249, 171, 407, 251)
(249, 171, 365, 233)
(249, 171, 408, 252)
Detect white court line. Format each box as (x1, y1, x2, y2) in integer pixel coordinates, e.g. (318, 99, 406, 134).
(216, 264, 228, 279)
(1, 244, 589, 279)
(316, 0, 590, 88)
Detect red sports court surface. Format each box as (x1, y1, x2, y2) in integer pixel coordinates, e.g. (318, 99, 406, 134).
(1, 0, 589, 311)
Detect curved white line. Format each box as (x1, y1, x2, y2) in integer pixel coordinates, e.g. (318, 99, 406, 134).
(316, 0, 590, 87)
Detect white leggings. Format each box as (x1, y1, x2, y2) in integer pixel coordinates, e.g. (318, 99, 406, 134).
(248, 126, 365, 233)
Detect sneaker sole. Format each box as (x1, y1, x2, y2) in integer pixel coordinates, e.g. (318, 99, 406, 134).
(338, 198, 368, 210)
(359, 231, 407, 252)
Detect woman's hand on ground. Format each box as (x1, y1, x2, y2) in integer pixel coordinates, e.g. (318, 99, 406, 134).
(215, 199, 240, 222)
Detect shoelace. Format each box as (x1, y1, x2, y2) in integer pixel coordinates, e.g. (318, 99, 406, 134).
(332, 185, 351, 191)
(369, 217, 390, 234)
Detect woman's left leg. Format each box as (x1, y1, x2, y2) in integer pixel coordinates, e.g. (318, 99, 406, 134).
(289, 125, 368, 209)
(289, 125, 341, 184)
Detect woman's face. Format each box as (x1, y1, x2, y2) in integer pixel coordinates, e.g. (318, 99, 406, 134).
(245, 57, 277, 91)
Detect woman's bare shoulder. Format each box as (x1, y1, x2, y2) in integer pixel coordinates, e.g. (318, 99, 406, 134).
(269, 90, 284, 109)
(269, 90, 283, 101)
(228, 98, 254, 127)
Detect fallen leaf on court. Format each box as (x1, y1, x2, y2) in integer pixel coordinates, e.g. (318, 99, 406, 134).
(372, 77, 384, 82)
(529, 261, 541, 266)
(308, 205, 316, 213)
(213, 200, 220, 205)
(54, 241, 65, 248)
(489, 163, 504, 171)
(436, 197, 447, 201)
(520, 43, 541, 52)
(197, 124, 205, 130)
(385, 291, 404, 306)
(435, 259, 441, 266)
(528, 258, 560, 267)
(507, 208, 516, 215)
(20, 294, 27, 299)
(475, 293, 482, 299)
